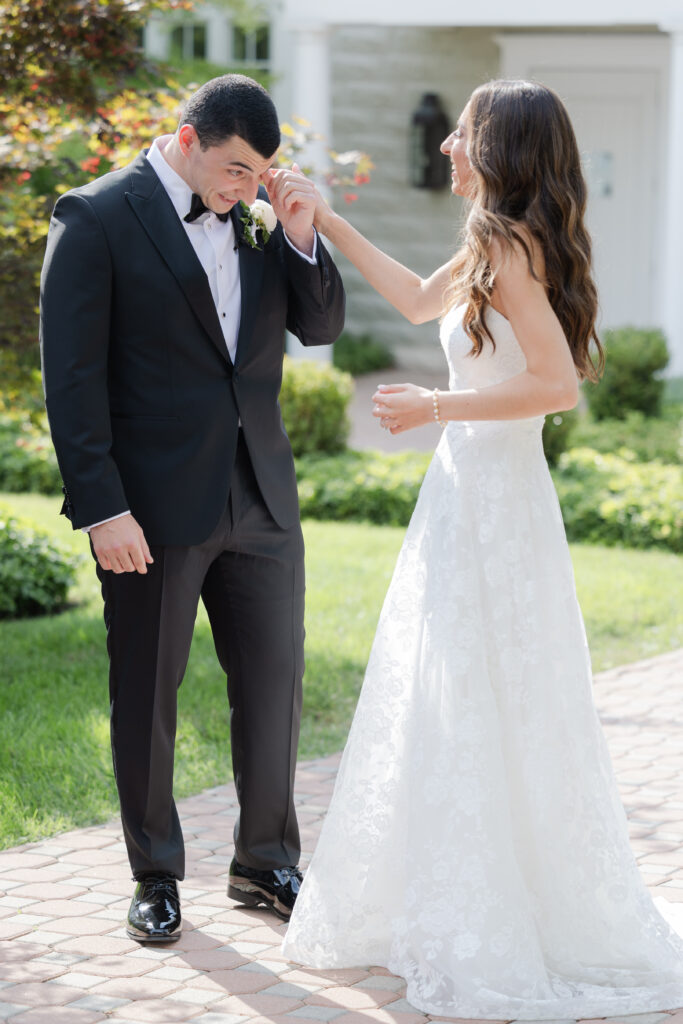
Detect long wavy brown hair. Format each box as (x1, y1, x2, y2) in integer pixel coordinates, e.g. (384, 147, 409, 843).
(444, 80, 603, 381)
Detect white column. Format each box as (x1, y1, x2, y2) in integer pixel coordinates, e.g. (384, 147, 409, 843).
(205, 5, 230, 66)
(288, 22, 331, 188)
(661, 25, 683, 376)
(144, 14, 169, 61)
(284, 22, 333, 362)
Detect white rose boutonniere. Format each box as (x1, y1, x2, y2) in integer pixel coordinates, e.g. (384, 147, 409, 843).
(240, 198, 278, 250)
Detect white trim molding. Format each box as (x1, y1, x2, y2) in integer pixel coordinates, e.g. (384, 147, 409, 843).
(660, 25, 683, 373)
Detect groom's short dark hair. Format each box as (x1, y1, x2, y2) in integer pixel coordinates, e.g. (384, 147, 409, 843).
(180, 74, 280, 157)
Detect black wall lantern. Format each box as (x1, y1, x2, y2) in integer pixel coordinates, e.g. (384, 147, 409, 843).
(410, 93, 450, 190)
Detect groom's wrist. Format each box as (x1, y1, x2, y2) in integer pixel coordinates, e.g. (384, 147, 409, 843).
(284, 227, 316, 259)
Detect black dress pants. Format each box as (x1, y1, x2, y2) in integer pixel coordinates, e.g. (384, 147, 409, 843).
(95, 432, 305, 880)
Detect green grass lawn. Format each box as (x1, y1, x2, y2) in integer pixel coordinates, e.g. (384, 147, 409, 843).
(1, 491, 682, 850)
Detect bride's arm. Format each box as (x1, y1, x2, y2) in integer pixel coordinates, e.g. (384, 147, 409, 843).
(315, 204, 451, 326)
(373, 240, 580, 432)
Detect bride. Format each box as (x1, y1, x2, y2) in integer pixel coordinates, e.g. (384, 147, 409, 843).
(281, 80, 683, 1019)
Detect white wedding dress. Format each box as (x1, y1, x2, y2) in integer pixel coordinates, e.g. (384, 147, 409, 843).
(282, 304, 683, 1019)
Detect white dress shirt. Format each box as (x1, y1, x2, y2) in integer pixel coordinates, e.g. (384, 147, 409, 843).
(84, 135, 317, 532)
(148, 136, 242, 362)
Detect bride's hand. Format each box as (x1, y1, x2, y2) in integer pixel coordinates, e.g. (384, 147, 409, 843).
(372, 383, 434, 434)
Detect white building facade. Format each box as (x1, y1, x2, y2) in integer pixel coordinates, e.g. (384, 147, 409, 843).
(146, 1, 683, 374)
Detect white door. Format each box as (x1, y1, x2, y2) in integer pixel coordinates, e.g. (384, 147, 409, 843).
(529, 69, 658, 329)
(498, 36, 667, 333)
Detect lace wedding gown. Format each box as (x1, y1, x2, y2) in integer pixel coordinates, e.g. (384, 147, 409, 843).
(282, 304, 683, 1019)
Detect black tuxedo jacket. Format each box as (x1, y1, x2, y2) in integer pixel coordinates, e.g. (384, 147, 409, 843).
(40, 152, 345, 545)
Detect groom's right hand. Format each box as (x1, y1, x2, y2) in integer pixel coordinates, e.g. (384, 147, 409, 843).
(90, 514, 154, 575)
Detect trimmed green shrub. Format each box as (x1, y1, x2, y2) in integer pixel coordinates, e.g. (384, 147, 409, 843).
(332, 331, 395, 376)
(280, 357, 353, 457)
(296, 449, 430, 525)
(584, 327, 669, 420)
(0, 349, 44, 414)
(0, 356, 354, 491)
(295, 446, 682, 552)
(0, 413, 61, 495)
(552, 448, 682, 553)
(0, 513, 80, 617)
(665, 377, 683, 405)
(542, 408, 578, 467)
(570, 408, 683, 465)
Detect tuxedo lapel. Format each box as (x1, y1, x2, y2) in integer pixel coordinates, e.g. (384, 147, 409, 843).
(125, 154, 232, 366)
(230, 205, 264, 368)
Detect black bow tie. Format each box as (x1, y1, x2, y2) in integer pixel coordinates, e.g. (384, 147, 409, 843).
(184, 193, 230, 223)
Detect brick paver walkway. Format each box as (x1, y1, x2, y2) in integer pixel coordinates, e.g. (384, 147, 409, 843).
(1, 648, 683, 1024)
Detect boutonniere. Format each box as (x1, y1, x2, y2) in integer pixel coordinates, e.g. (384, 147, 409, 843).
(239, 198, 278, 250)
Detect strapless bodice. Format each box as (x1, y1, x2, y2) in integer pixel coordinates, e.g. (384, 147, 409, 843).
(439, 303, 544, 438)
(440, 303, 527, 389)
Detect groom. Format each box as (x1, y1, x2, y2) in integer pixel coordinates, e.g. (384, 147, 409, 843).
(40, 74, 345, 941)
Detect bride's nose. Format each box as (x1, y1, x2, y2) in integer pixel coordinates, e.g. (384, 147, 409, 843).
(440, 133, 455, 156)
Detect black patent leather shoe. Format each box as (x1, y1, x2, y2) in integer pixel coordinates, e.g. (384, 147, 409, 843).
(228, 857, 302, 920)
(126, 873, 182, 943)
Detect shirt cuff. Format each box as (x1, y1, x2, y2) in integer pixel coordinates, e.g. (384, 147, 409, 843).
(82, 510, 131, 533)
(284, 228, 318, 265)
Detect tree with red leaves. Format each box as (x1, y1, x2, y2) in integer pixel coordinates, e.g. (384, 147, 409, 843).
(0, 0, 190, 112)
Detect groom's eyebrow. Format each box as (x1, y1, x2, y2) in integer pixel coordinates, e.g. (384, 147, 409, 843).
(225, 157, 276, 176)
(227, 159, 275, 173)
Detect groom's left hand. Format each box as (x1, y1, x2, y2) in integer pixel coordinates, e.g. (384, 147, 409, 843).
(263, 164, 316, 257)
